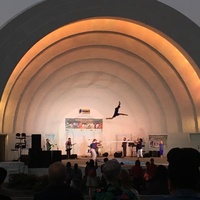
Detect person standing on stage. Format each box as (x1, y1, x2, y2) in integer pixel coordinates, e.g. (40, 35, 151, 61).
(46, 138, 52, 151)
(159, 140, 164, 158)
(90, 139, 98, 161)
(122, 137, 127, 157)
(66, 138, 72, 159)
(137, 138, 143, 158)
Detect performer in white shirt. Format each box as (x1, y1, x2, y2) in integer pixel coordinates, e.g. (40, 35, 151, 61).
(65, 138, 73, 159)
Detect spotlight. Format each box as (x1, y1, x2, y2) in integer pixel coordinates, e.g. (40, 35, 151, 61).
(21, 133, 26, 139)
(16, 133, 20, 139)
(15, 143, 20, 149)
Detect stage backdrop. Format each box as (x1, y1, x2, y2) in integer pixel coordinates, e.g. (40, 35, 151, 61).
(65, 118, 103, 156)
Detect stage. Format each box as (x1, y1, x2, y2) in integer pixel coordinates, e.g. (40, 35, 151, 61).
(0, 155, 168, 181)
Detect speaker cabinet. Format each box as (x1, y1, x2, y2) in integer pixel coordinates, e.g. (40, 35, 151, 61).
(42, 151, 62, 167)
(28, 148, 43, 168)
(102, 152, 109, 157)
(52, 150, 62, 162)
(42, 151, 52, 167)
(149, 150, 160, 157)
(61, 155, 67, 160)
(69, 154, 77, 159)
(143, 152, 151, 157)
(29, 150, 62, 168)
(114, 151, 122, 158)
(31, 134, 41, 150)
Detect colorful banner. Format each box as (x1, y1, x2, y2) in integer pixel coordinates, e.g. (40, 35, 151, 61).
(65, 118, 103, 130)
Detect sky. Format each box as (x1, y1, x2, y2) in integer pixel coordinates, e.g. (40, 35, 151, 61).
(0, 0, 200, 28)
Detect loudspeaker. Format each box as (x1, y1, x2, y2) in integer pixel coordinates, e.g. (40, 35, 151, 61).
(149, 150, 160, 157)
(42, 151, 52, 167)
(52, 150, 62, 162)
(102, 152, 109, 157)
(153, 151, 160, 157)
(114, 151, 122, 158)
(28, 148, 43, 168)
(42, 151, 62, 167)
(61, 155, 67, 160)
(31, 134, 41, 150)
(70, 154, 77, 159)
(143, 152, 151, 157)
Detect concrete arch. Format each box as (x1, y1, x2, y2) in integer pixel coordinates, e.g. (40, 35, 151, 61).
(0, 0, 200, 158)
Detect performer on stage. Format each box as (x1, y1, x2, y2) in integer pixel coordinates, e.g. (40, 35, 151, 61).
(159, 140, 164, 158)
(90, 139, 98, 161)
(122, 137, 127, 157)
(136, 138, 143, 158)
(65, 138, 73, 159)
(106, 101, 128, 119)
(46, 138, 52, 151)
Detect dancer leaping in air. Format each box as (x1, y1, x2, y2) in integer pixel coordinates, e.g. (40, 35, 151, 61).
(106, 101, 128, 119)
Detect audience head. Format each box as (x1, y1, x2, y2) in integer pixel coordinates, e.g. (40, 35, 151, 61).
(135, 159, 141, 166)
(154, 165, 168, 182)
(89, 159, 95, 166)
(74, 163, 78, 168)
(103, 157, 109, 163)
(146, 161, 150, 166)
(48, 161, 66, 184)
(103, 159, 121, 183)
(0, 167, 7, 186)
(150, 158, 154, 164)
(167, 147, 200, 191)
(66, 161, 72, 168)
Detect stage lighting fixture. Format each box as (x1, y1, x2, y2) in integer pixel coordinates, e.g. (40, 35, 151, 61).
(21, 133, 26, 138)
(15, 143, 20, 148)
(16, 133, 20, 139)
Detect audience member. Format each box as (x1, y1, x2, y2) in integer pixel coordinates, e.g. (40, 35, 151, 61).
(86, 159, 98, 199)
(119, 168, 140, 200)
(34, 161, 84, 200)
(0, 167, 12, 200)
(143, 164, 169, 195)
(143, 161, 150, 181)
(94, 159, 138, 200)
(65, 161, 74, 186)
(130, 159, 144, 193)
(71, 163, 82, 190)
(152, 147, 200, 200)
(147, 157, 157, 180)
(100, 157, 109, 187)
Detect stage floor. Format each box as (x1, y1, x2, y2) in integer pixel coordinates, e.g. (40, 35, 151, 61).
(61, 155, 168, 168)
